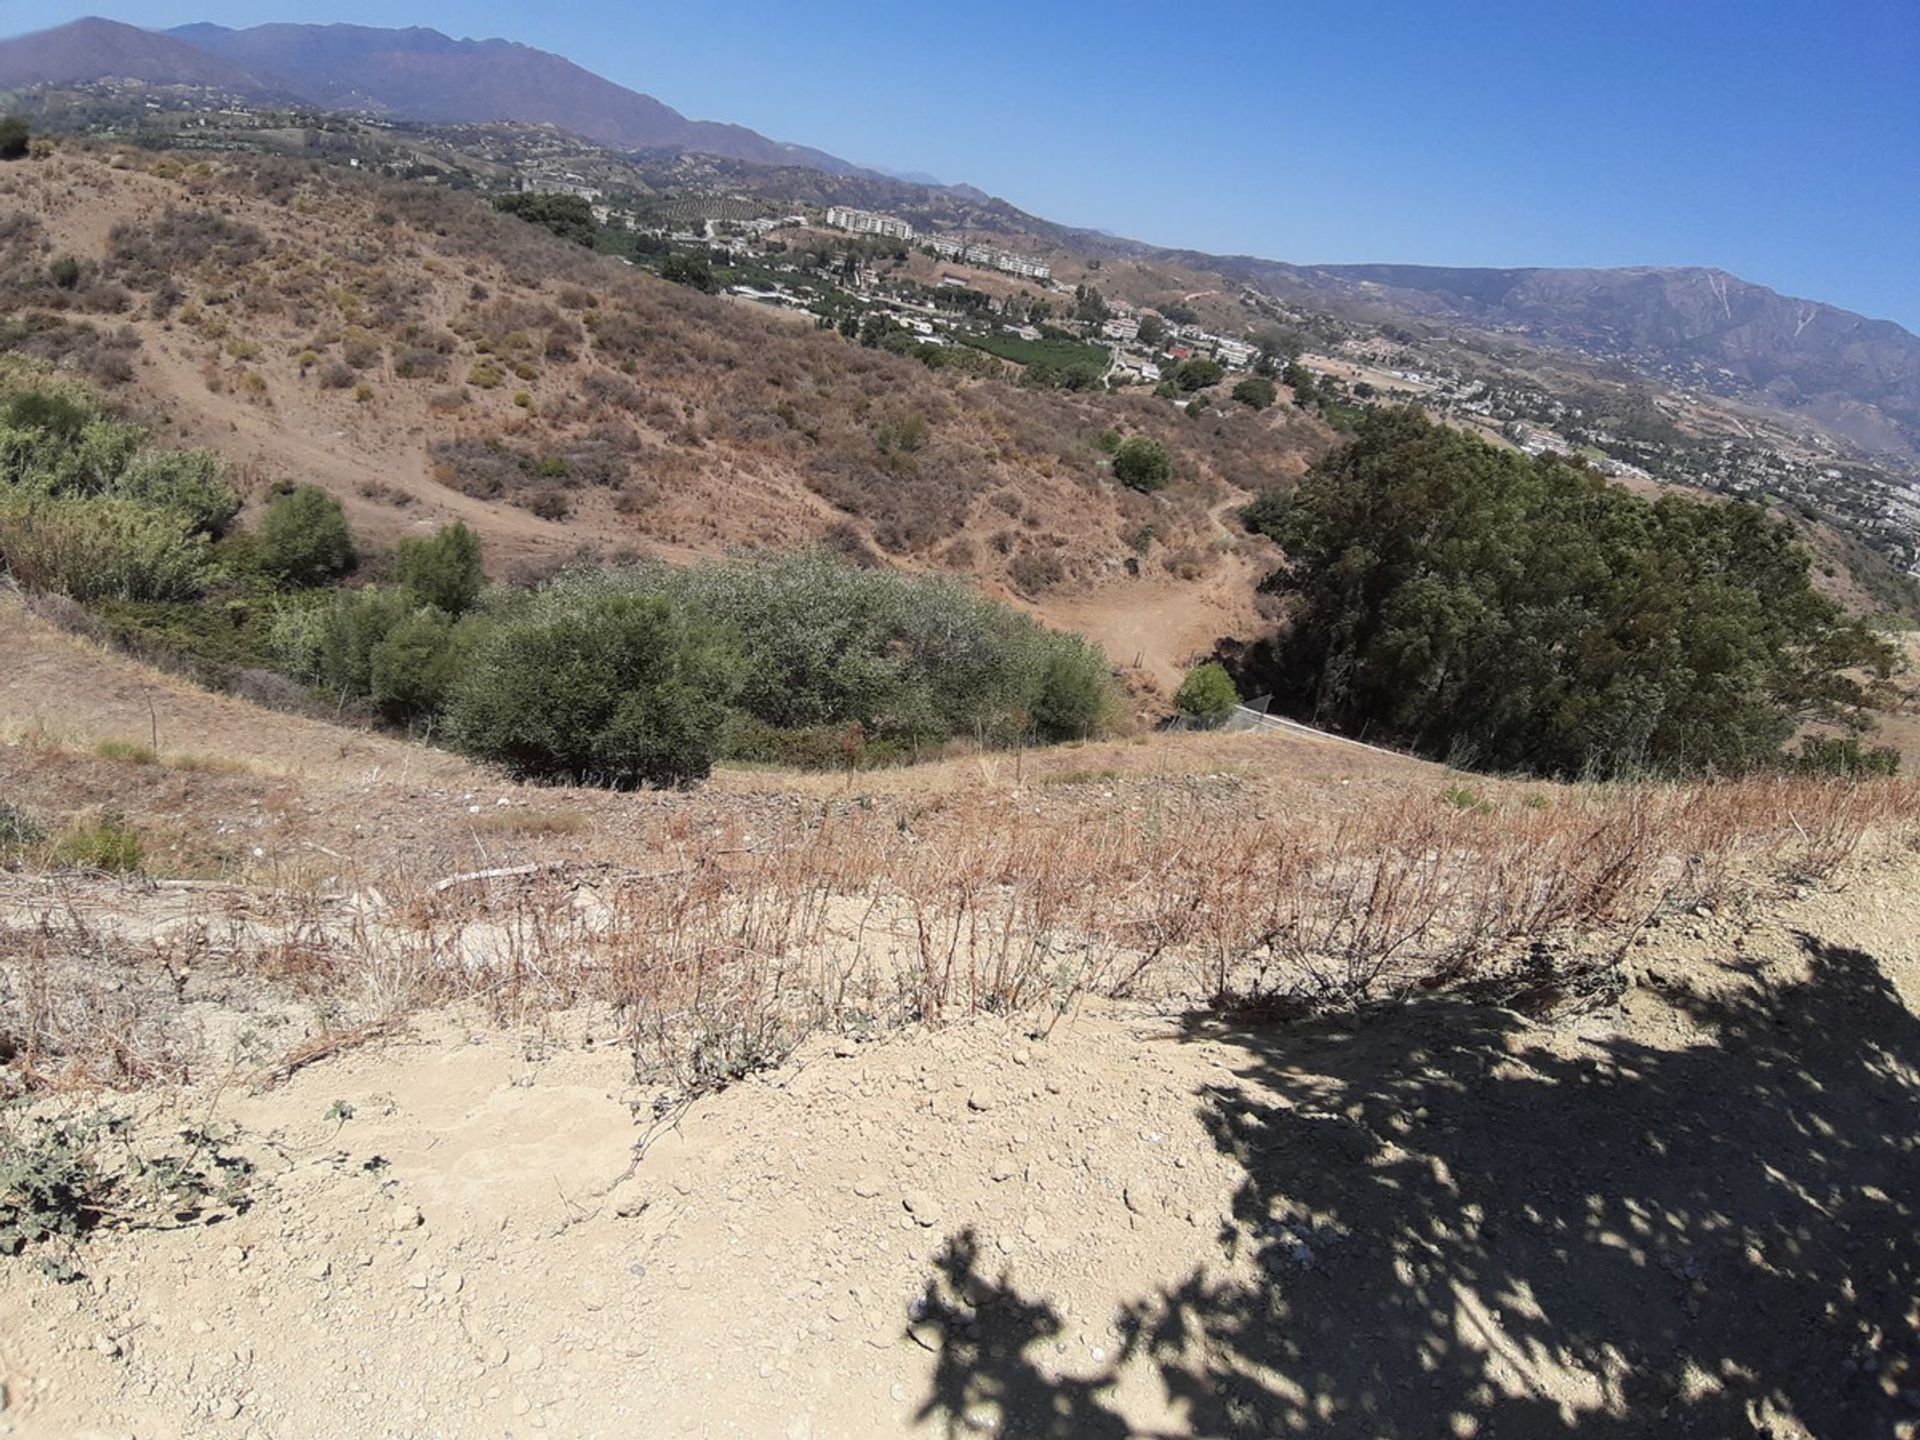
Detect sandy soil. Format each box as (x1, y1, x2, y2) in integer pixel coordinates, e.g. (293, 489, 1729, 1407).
(1, 850, 1916, 1438)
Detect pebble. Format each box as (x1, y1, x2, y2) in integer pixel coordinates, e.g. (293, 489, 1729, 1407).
(93, 1334, 121, 1358)
(391, 1205, 423, 1232)
(852, 1177, 883, 1198)
(307, 1259, 332, 1281)
(902, 1190, 943, 1227)
(439, 1271, 465, 1296)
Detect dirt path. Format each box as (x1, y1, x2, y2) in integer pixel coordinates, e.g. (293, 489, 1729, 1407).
(3, 854, 1916, 1438)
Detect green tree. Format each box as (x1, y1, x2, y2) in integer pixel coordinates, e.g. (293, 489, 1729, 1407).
(1252, 407, 1895, 777)
(1232, 376, 1277, 411)
(256, 485, 355, 588)
(1111, 436, 1174, 493)
(1136, 314, 1168, 347)
(1073, 285, 1111, 324)
(1174, 359, 1225, 392)
(491, 192, 597, 247)
(0, 118, 28, 162)
(369, 609, 469, 721)
(661, 252, 717, 292)
(394, 521, 484, 615)
(1174, 661, 1239, 725)
(446, 590, 741, 788)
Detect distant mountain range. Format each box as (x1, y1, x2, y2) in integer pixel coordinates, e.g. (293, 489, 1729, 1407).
(5, 15, 1919, 463)
(0, 17, 873, 175)
(1180, 258, 1920, 458)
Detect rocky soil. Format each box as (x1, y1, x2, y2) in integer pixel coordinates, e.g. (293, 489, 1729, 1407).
(3, 851, 1916, 1439)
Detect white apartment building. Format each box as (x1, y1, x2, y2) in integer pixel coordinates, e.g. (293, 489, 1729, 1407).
(825, 205, 915, 241)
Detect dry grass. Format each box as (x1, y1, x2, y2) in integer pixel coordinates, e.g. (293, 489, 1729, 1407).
(466, 807, 591, 838)
(7, 771, 1913, 1098)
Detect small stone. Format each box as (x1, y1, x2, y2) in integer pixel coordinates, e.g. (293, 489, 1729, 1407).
(439, 1271, 465, 1296)
(307, 1259, 332, 1281)
(967, 1090, 994, 1112)
(902, 1190, 943, 1227)
(214, 1396, 241, 1420)
(93, 1333, 121, 1358)
(486, 1340, 509, 1368)
(407, 1271, 429, 1290)
(391, 1204, 423, 1231)
(852, 1177, 883, 1198)
(610, 1183, 649, 1218)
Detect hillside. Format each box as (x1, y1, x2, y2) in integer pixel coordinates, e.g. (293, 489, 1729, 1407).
(0, 18, 873, 177)
(2, 577, 1918, 1438)
(0, 16, 283, 97)
(0, 143, 1330, 688)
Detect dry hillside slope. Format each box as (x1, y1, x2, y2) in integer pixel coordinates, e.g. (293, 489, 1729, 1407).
(0, 143, 1333, 685)
(3, 591, 1920, 1437)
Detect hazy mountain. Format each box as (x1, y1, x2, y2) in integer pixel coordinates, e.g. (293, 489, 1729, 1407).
(163, 22, 871, 176)
(0, 16, 283, 95)
(0, 18, 869, 175)
(1180, 255, 1920, 458)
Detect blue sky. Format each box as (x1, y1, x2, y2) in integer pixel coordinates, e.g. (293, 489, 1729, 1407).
(13, 0, 1920, 329)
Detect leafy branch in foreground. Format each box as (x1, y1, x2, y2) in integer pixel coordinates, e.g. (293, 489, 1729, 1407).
(0, 1106, 253, 1278)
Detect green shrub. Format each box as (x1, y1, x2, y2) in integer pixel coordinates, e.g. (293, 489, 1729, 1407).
(3, 388, 91, 442)
(1173, 661, 1238, 724)
(368, 608, 473, 721)
(395, 521, 484, 614)
(0, 117, 28, 162)
(583, 551, 1117, 747)
(0, 800, 44, 856)
(49, 257, 81, 291)
(1, 1108, 253, 1273)
(256, 485, 355, 587)
(50, 813, 142, 873)
(1112, 436, 1173, 493)
(446, 590, 740, 787)
(1790, 735, 1901, 777)
(0, 497, 209, 601)
(108, 448, 238, 537)
(311, 587, 414, 698)
(1232, 376, 1277, 410)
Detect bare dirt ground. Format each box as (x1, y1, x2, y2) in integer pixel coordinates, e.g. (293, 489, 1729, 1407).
(1, 854, 1916, 1439)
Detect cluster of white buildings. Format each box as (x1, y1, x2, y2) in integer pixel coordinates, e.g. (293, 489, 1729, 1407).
(824, 205, 916, 242)
(924, 236, 1052, 282)
(817, 207, 1053, 281)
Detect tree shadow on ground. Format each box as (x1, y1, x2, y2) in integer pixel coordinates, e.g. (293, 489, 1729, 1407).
(915, 935, 1920, 1437)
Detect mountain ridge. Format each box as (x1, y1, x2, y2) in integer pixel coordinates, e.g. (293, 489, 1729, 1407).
(4, 16, 1918, 462)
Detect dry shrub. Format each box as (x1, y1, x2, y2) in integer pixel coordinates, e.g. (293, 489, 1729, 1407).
(0, 930, 191, 1094)
(250, 773, 1920, 1093)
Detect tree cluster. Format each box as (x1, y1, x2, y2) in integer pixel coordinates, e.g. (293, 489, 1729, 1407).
(1246, 407, 1896, 777)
